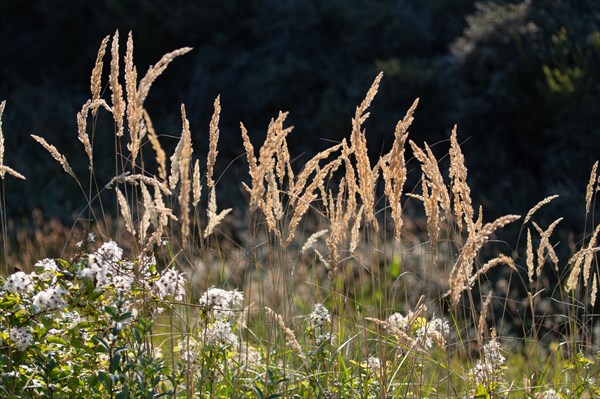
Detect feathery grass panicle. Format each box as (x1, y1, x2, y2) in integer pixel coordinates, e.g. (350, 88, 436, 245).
(115, 187, 136, 236)
(204, 186, 232, 238)
(477, 294, 493, 342)
(301, 229, 329, 255)
(469, 254, 517, 288)
(31, 135, 75, 178)
(77, 99, 111, 170)
(364, 316, 420, 352)
(325, 180, 347, 278)
(380, 99, 417, 241)
(410, 140, 451, 245)
(193, 159, 201, 207)
(206, 95, 220, 189)
(109, 31, 125, 137)
(178, 104, 194, 244)
(124, 31, 141, 164)
(350, 205, 364, 254)
(139, 182, 154, 243)
(264, 307, 306, 362)
(240, 123, 257, 182)
(143, 110, 167, 184)
(524, 195, 560, 225)
(586, 161, 599, 216)
(341, 140, 357, 225)
(169, 130, 184, 190)
(566, 231, 600, 293)
(107, 173, 171, 196)
(0, 102, 25, 180)
(288, 142, 344, 208)
(90, 35, 110, 116)
(448, 214, 521, 305)
(136, 46, 193, 111)
(449, 125, 474, 232)
(350, 73, 382, 231)
(532, 218, 563, 276)
(0, 100, 4, 174)
(526, 228, 535, 283)
(286, 158, 342, 245)
(592, 275, 598, 306)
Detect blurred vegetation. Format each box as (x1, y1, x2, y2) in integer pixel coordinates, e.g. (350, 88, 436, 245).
(1, 0, 599, 242)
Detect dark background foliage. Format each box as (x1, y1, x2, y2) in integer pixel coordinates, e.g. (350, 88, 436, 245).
(1, 0, 599, 243)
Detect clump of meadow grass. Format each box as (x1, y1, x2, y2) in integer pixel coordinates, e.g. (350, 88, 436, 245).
(1, 31, 600, 398)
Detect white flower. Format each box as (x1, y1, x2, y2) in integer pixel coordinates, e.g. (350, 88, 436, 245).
(198, 287, 243, 321)
(3, 271, 34, 295)
(155, 269, 186, 301)
(33, 287, 68, 311)
(365, 355, 381, 374)
(469, 338, 506, 388)
(308, 303, 331, 328)
(9, 327, 34, 351)
(387, 312, 411, 331)
(202, 320, 238, 347)
(34, 258, 58, 281)
(540, 388, 560, 399)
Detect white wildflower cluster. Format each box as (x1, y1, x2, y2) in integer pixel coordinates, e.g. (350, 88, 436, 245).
(3, 271, 34, 295)
(34, 258, 58, 281)
(365, 355, 382, 375)
(178, 336, 202, 366)
(539, 389, 561, 399)
(32, 287, 68, 311)
(234, 345, 262, 369)
(155, 269, 186, 301)
(415, 316, 450, 350)
(308, 303, 331, 328)
(198, 287, 243, 321)
(202, 320, 238, 348)
(8, 327, 34, 351)
(387, 312, 449, 350)
(307, 303, 334, 345)
(469, 338, 506, 389)
(77, 241, 124, 290)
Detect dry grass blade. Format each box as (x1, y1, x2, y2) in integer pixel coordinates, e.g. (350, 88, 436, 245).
(586, 161, 599, 216)
(524, 195, 560, 225)
(31, 135, 75, 178)
(448, 214, 521, 305)
(90, 35, 110, 116)
(109, 30, 125, 137)
(206, 95, 220, 189)
(115, 187, 136, 236)
(449, 125, 473, 232)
